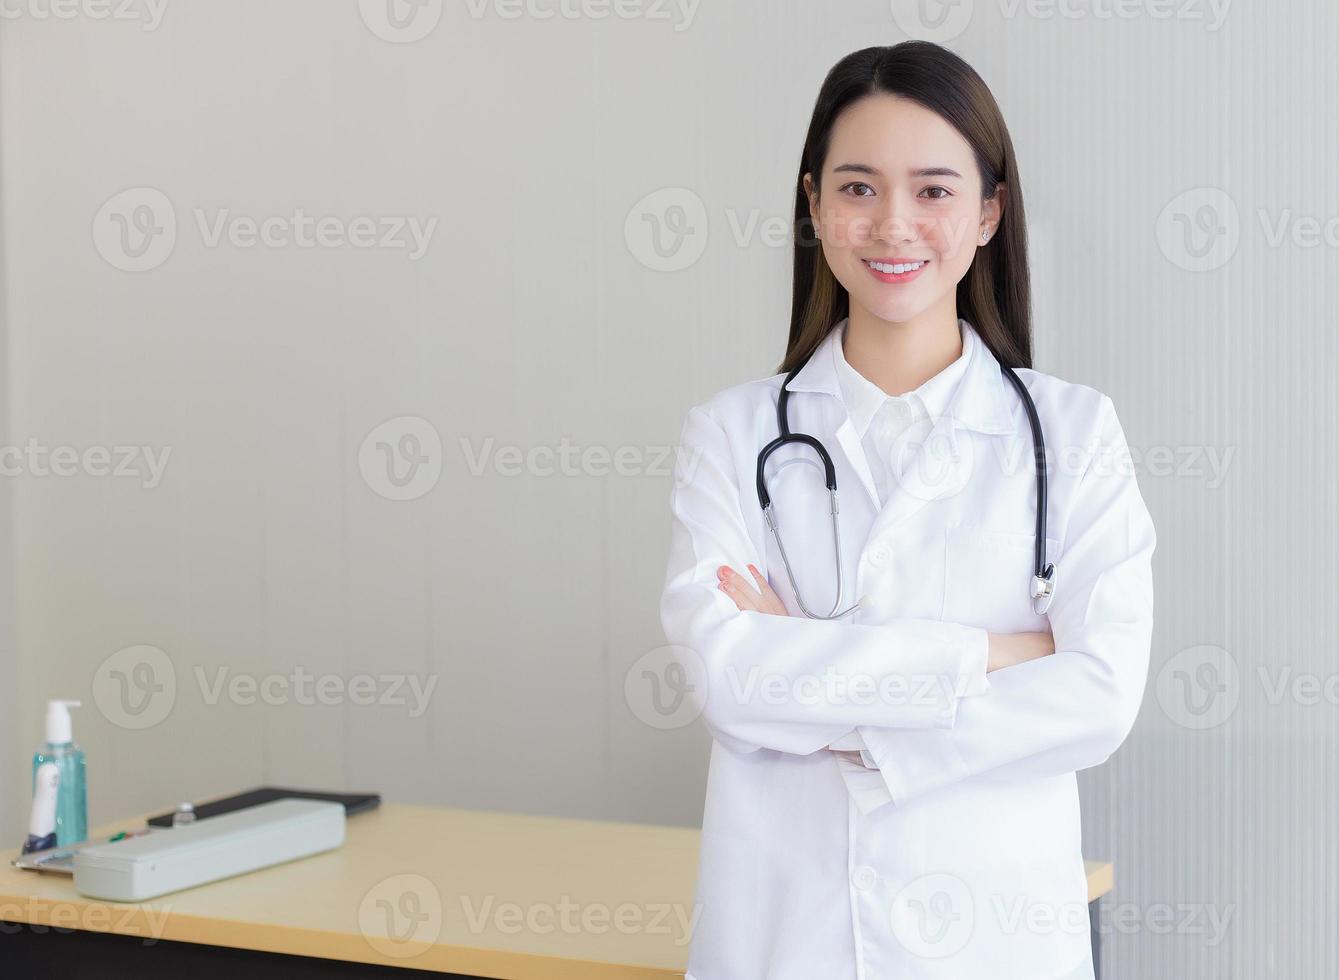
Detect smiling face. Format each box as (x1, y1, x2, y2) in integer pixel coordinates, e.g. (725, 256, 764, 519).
(804, 93, 1003, 327)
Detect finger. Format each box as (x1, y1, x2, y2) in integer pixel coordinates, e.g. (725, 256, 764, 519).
(719, 577, 760, 612)
(746, 564, 787, 615)
(718, 567, 763, 612)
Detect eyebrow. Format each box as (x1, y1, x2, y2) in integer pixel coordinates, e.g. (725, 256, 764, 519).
(831, 163, 964, 179)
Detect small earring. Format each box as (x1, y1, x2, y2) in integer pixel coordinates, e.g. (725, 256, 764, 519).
(981, 229, 990, 243)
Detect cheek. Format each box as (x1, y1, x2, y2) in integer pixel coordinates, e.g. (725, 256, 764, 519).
(922, 208, 980, 265)
(818, 201, 875, 250)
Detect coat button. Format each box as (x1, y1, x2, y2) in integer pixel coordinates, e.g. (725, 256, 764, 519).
(867, 546, 890, 567)
(852, 866, 877, 891)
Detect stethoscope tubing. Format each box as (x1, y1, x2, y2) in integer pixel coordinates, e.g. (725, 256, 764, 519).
(755, 341, 1056, 619)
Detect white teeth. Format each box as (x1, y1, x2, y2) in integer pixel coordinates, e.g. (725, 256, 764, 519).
(866, 259, 925, 274)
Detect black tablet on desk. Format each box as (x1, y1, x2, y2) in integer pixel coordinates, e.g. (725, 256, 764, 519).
(146, 787, 381, 827)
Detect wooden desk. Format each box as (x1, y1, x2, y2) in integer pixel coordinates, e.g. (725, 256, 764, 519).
(0, 803, 1114, 978)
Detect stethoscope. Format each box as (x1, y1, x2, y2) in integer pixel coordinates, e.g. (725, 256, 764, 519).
(755, 342, 1056, 620)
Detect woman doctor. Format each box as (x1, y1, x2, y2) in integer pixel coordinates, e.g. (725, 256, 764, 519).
(659, 42, 1156, 980)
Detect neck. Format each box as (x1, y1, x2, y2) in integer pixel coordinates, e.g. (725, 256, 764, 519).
(843, 301, 963, 397)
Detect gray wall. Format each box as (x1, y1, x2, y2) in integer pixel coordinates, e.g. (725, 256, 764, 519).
(1, 2, 1333, 977)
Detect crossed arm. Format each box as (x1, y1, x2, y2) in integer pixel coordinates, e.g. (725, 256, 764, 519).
(661, 399, 1156, 806)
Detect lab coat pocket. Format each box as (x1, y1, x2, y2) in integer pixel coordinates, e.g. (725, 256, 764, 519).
(941, 525, 1061, 633)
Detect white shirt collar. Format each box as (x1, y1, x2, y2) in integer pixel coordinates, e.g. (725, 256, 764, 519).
(831, 316, 975, 440)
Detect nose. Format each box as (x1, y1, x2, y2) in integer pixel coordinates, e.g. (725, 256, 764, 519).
(871, 188, 918, 245)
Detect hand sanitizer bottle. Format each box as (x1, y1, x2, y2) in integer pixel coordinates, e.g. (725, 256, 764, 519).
(32, 700, 87, 846)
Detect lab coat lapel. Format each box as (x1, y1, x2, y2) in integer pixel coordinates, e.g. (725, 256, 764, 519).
(863, 410, 968, 546)
(833, 416, 880, 513)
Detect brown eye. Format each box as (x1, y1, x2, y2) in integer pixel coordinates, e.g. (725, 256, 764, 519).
(922, 186, 951, 200)
(840, 182, 876, 198)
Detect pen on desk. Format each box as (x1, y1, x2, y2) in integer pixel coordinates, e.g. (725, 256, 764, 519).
(21, 763, 60, 855)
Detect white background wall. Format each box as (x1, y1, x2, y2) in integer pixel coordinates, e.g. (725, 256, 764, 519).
(1, 2, 1334, 977)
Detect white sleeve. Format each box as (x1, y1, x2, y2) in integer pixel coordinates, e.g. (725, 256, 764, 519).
(857, 396, 1156, 802)
(659, 403, 990, 757)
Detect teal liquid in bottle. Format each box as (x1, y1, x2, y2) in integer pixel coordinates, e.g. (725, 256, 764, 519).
(32, 700, 87, 846)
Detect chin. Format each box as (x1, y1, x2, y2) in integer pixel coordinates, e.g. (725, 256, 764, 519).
(850, 290, 929, 326)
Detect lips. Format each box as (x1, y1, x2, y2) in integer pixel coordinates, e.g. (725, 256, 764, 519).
(862, 257, 930, 283)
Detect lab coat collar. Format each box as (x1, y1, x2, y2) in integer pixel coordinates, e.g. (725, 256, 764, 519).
(831, 317, 972, 441)
(785, 315, 1016, 436)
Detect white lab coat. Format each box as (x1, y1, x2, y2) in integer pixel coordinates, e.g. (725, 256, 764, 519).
(659, 318, 1156, 980)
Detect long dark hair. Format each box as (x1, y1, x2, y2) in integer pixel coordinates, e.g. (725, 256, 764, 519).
(781, 41, 1032, 374)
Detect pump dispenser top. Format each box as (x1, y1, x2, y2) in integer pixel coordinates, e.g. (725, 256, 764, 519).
(45, 699, 81, 744)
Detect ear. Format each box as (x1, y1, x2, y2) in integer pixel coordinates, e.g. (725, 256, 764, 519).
(803, 172, 820, 236)
(981, 182, 1007, 241)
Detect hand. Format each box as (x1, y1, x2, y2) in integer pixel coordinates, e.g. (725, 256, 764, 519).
(986, 630, 1055, 672)
(717, 564, 790, 616)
